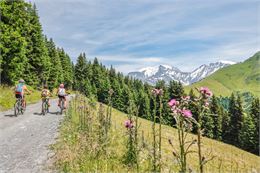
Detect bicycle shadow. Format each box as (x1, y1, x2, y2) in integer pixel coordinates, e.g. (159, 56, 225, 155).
(33, 112, 42, 116)
(49, 111, 60, 115)
(4, 114, 16, 117)
(33, 111, 60, 115)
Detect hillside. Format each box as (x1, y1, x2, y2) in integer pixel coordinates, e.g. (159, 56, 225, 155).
(53, 95, 260, 173)
(185, 52, 260, 97)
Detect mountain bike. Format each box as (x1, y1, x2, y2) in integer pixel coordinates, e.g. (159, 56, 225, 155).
(42, 98, 49, 115)
(14, 97, 26, 116)
(59, 95, 67, 115)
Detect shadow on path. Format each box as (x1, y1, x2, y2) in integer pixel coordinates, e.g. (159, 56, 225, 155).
(4, 114, 16, 117)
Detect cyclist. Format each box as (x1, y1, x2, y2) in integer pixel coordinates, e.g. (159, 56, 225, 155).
(14, 79, 31, 108)
(41, 84, 52, 107)
(57, 83, 67, 109)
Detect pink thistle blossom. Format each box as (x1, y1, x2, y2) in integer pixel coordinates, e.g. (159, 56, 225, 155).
(124, 120, 134, 129)
(181, 109, 192, 118)
(168, 99, 178, 107)
(199, 87, 213, 97)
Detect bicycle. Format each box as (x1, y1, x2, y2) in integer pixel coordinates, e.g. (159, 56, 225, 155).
(59, 96, 66, 115)
(42, 98, 49, 115)
(14, 97, 26, 116)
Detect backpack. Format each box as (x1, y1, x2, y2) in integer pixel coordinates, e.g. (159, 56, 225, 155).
(15, 83, 24, 93)
(58, 88, 66, 96)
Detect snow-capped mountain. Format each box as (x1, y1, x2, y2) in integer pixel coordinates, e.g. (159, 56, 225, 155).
(128, 61, 236, 85)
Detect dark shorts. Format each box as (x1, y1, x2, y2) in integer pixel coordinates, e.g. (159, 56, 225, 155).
(58, 95, 66, 100)
(15, 93, 23, 99)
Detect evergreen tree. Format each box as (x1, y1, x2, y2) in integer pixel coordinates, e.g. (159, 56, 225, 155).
(0, 1, 28, 84)
(58, 48, 73, 88)
(250, 97, 260, 155)
(138, 92, 151, 120)
(201, 111, 214, 138)
(239, 114, 256, 153)
(168, 81, 184, 100)
(24, 3, 50, 86)
(221, 108, 230, 143)
(46, 38, 63, 90)
(210, 95, 223, 140)
(228, 94, 244, 146)
(74, 53, 87, 92)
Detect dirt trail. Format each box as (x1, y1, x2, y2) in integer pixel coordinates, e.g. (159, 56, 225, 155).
(0, 97, 72, 173)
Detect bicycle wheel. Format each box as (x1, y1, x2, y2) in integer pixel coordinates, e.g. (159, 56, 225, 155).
(46, 99, 49, 113)
(60, 99, 64, 115)
(14, 101, 19, 117)
(42, 101, 46, 115)
(20, 99, 25, 115)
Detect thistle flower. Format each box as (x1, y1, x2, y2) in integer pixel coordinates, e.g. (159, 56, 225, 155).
(168, 99, 178, 107)
(199, 87, 213, 97)
(151, 88, 164, 96)
(124, 119, 134, 129)
(181, 109, 192, 118)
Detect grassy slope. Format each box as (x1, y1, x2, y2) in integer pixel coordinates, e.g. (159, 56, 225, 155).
(0, 85, 41, 111)
(185, 52, 260, 97)
(54, 97, 260, 173)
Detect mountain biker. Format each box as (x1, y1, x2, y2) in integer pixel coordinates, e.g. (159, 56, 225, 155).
(41, 84, 52, 107)
(14, 79, 31, 108)
(57, 83, 67, 109)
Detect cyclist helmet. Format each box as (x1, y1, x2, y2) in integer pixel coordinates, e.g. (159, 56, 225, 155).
(59, 83, 64, 88)
(19, 79, 25, 83)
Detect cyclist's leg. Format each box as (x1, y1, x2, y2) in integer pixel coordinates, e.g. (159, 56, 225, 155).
(64, 96, 67, 109)
(21, 94, 25, 108)
(58, 95, 61, 107)
(47, 98, 50, 107)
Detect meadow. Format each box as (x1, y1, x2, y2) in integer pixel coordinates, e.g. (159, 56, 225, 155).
(52, 94, 260, 173)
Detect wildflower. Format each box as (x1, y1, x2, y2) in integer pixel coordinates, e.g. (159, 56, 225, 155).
(168, 99, 178, 107)
(181, 109, 192, 118)
(124, 119, 134, 129)
(151, 88, 163, 96)
(182, 96, 190, 101)
(199, 87, 213, 97)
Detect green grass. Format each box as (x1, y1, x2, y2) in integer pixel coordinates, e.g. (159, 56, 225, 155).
(0, 85, 42, 111)
(185, 52, 260, 97)
(53, 95, 260, 173)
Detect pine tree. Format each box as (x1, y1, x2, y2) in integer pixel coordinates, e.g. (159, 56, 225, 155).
(201, 111, 214, 138)
(228, 94, 244, 146)
(24, 3, 50, 86)
(221, 108, 230, 143)
(46, 38, 63, 90)
(250, 97, 260, 155)
(239, 114, 256, 153)
(210, 95, 223, 140)
(58, 48, 73, 88)
(138, 92, 151, 120)
(74, 53, 87, 92)
(0, 1, 28, 84)
(168, 81, 184, 100)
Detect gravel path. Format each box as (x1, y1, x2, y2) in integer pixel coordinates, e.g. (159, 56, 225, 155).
(0, 97, 72, 173)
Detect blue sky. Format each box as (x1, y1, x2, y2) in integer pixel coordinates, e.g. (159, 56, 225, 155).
(30, 0, 259, 73)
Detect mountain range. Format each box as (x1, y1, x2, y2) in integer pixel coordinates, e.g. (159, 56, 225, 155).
(128, 61, 236, 85)
(186, 52, 260, 96)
